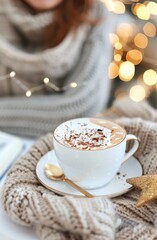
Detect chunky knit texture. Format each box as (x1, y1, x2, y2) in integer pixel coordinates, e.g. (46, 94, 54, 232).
(2, 133, 117, 240)
(0, 0, 113, 137)
(2, 97, 157, 239)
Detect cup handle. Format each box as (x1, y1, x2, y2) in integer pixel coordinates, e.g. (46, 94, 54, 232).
(122, 134, 139, 164)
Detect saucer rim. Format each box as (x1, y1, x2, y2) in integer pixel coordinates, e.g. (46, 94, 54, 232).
(36, 150, 142, 198)
(36, 174, 133, 198)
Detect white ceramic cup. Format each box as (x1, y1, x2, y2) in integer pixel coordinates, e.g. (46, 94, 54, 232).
(53, 118, 139, 189)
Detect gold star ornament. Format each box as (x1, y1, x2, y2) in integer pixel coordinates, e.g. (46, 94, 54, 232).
(127, 174, 157, 208)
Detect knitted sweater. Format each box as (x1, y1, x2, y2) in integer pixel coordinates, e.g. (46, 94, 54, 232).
(2, 97, 157, 240)
(0, 0, 113, 137)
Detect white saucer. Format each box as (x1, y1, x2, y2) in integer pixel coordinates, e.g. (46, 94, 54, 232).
(36, 150, 143, 198)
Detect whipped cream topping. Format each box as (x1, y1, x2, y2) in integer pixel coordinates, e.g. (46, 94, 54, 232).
(55, 120, 112, 150)
(64, 127, 111, 150)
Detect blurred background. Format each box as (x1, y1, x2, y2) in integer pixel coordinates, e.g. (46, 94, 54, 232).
(102, 0, 157, 107)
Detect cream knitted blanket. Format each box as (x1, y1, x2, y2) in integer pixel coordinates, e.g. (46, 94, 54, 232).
(2, 97, 157, 240)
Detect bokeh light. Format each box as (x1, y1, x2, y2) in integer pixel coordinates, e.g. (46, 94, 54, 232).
(43, 77, 49, 84)
(143, 22, 156, 37)
(113, 1, 125, 14)
(143, 69, 157, 85)
(130, 85, 146, 102)
(108, 62, 119, 79)
(109, 33, 119, 46)
(126, 49, 143, 65)
(10, 71, 16, 78)
(132, 3, 141, 15)
(26, 91, 32, 97)
(70, 82, 77, 88)
(119, 61, 135, 81)
(115, 42, 122, 50)
(134, 33, 148, 49)
(117, 23, 135, 40)
(114, 54, 122, 62)
(136, 4, 150, 20)
(147, 1, 157, 15)
(103, 0, 157, 103)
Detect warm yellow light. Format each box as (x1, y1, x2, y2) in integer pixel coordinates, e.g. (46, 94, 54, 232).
(143, 22, 156, 37)
(10, 71, 16, 78)
(26, 90, 32, 97)
(130, 85, 146, 102)
(108, 62, 119, 79)
(109, 33, 119, 46)
(147, 1, 157, 15)
(132, 3, 141, 15)
(43, 77, 49, 84)
(114, 54, 121, 62)
(134, 33, 148, 49)
(136, 4, 150, 20)
(119, 61, 135, 81)
(143, 69, 157, 85)
(126, 49, 143, 65)
(70, 82, 77, 88)
(113, 1, 125, 14)
(117, 24, 135, 40)
(115, 42, 122, 50)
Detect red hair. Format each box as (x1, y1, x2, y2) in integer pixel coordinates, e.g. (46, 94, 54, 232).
(46, 0, 97, 47)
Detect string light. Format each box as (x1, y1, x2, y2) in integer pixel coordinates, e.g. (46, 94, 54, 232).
(43, 77, 49, 84)
(26, 90, 32, 97)
(0, 71, 84, 97)
(0, 0, 156, 104)
(10, 71, 16, 78)
(70, 82, 78, 88)
(47, 82, 61, 92)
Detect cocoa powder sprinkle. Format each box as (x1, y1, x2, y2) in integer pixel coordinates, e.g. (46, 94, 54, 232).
(62, 126, 111, 150)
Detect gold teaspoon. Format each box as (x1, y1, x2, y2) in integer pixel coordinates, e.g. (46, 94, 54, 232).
(45, 163, 93, 198)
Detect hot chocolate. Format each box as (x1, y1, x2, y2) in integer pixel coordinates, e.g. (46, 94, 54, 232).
(54, 118, 126, 150)
(53, 117, 139, 188)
